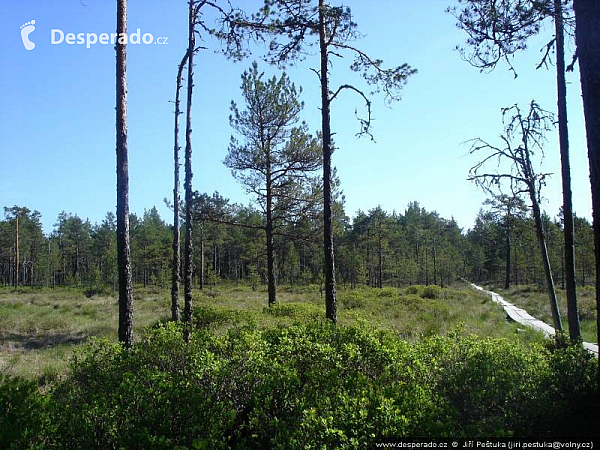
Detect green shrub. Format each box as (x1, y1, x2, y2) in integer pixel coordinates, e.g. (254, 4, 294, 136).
(193, 304, 242, 330)
(48, 327, 232, 449)
(27, 322, 598, 447)
(418, 333, 600, 437)
(405, 285, 422, 295)
(44, 323, 446, 448)
(403, 285, 442, 299)
(376, 287, 399, 298)
(262, 302, 323, 320)
(0, 374, 48, 449)
(83, 286, 112, 298)
(339, 291, 366, 309)
(577, 286, 596, 320)
(421, 285, 442, 299)
(540, 343, 599, 433)
(419, 333, 547, 436)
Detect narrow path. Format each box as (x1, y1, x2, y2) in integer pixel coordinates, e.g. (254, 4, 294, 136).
(470, 283, 598, 356)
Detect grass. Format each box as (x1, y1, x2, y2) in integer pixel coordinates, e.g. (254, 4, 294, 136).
(489, 284, 598, 343)
(0, 281, 548, 383)
(0, 285, 172, 380)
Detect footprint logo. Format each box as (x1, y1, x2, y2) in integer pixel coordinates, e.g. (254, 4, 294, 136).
(20, 20, 36, 50)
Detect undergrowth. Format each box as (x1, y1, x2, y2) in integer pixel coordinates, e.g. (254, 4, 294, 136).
(1, 321, 598, 448)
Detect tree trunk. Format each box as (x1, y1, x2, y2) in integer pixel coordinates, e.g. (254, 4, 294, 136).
(425, 246, 429, 286)
(47, 241, 50, 288)
(13, 217, 18, 288)
(171, 50, 188, 322)
(183, 0, 195, 343)
(377, 222, 383, 288)
(514, 248, 518, 286)
(319, 0, 337, 323)
(366, 228, 372, 287)
(432, 236, 438, 287)
(505, 206, 511, 289)
(200, 221, 205, 289)
(530, 189, 563, 333)
(116, 0, 134, 349)
(561, 244, 565, 290)
(266, 166, 276, 306)
(554, 0, 581, 341)
(573, 0, 600, 380)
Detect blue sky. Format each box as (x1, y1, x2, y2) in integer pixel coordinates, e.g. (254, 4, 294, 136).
(0, 0, 592, 235)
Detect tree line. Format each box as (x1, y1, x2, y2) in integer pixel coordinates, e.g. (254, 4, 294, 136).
(1, 201, 594, 293)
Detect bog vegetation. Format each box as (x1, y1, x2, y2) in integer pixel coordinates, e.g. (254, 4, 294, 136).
(1, 284, 598, 447)
(2, 0, 600, 446)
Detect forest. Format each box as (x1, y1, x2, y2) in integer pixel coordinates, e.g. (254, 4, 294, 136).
(2, 0, 600, 447)
(0, 200, 596, 294)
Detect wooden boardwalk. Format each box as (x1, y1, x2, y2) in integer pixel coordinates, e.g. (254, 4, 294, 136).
(470, 283, 599, 356)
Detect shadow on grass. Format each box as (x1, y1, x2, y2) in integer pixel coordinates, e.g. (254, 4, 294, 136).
(0, 331, 89, 350)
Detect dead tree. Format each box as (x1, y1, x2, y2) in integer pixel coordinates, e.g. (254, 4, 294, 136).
(183, 0, 197, 343)
(449, 0, 580, 341)
(178, 0, 237, 340)
(468, 101, 563, 334)
(171, 50, 189, 323)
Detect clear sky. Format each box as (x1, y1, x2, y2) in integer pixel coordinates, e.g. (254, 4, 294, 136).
(0, 0, 592, 235)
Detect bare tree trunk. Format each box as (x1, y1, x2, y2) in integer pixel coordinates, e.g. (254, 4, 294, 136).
(530, 190, 563, 333)
(573, 0, 600, 381)
(514, 248, 518, 286)
(366, 228, 372, 287)
(377, 220, 383, 288)
(183, 0, 196, 343)
(200, 221, 205, 289)
(561, 244, 565, 290)
(266, 166, 276, 306)
(116, 0, 133, 349)
(13, 217, 18, 288)
(505, 206, 511, 289)
(319, 0, 337, 323)
(171, 50, 188, 323)
(432, 236, 438, 287)
(47, 240, 50, 289)
(425, 245, 429, 286)
(554, 0, 581, 341)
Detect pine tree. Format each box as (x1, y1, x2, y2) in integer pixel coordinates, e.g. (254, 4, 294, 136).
(225, 63, 321, 306)
(115, 0, 133, 348)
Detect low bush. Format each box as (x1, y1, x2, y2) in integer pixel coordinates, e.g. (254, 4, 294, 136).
(421, 285, 442, 299)
(376, 287, 399, 298)
(0, 374, 48, 449)
(404, 285, 442, 299)
(262, 302, 323, 320)
(577, 286, 596, 320)
(2, 322, 598, 448)
(194, 304, 243, 330)
(405, 285, 421, 295)
(44, 323, 449, 448)
(339, 290, 367, 309)
(83, 286, 113, 298)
